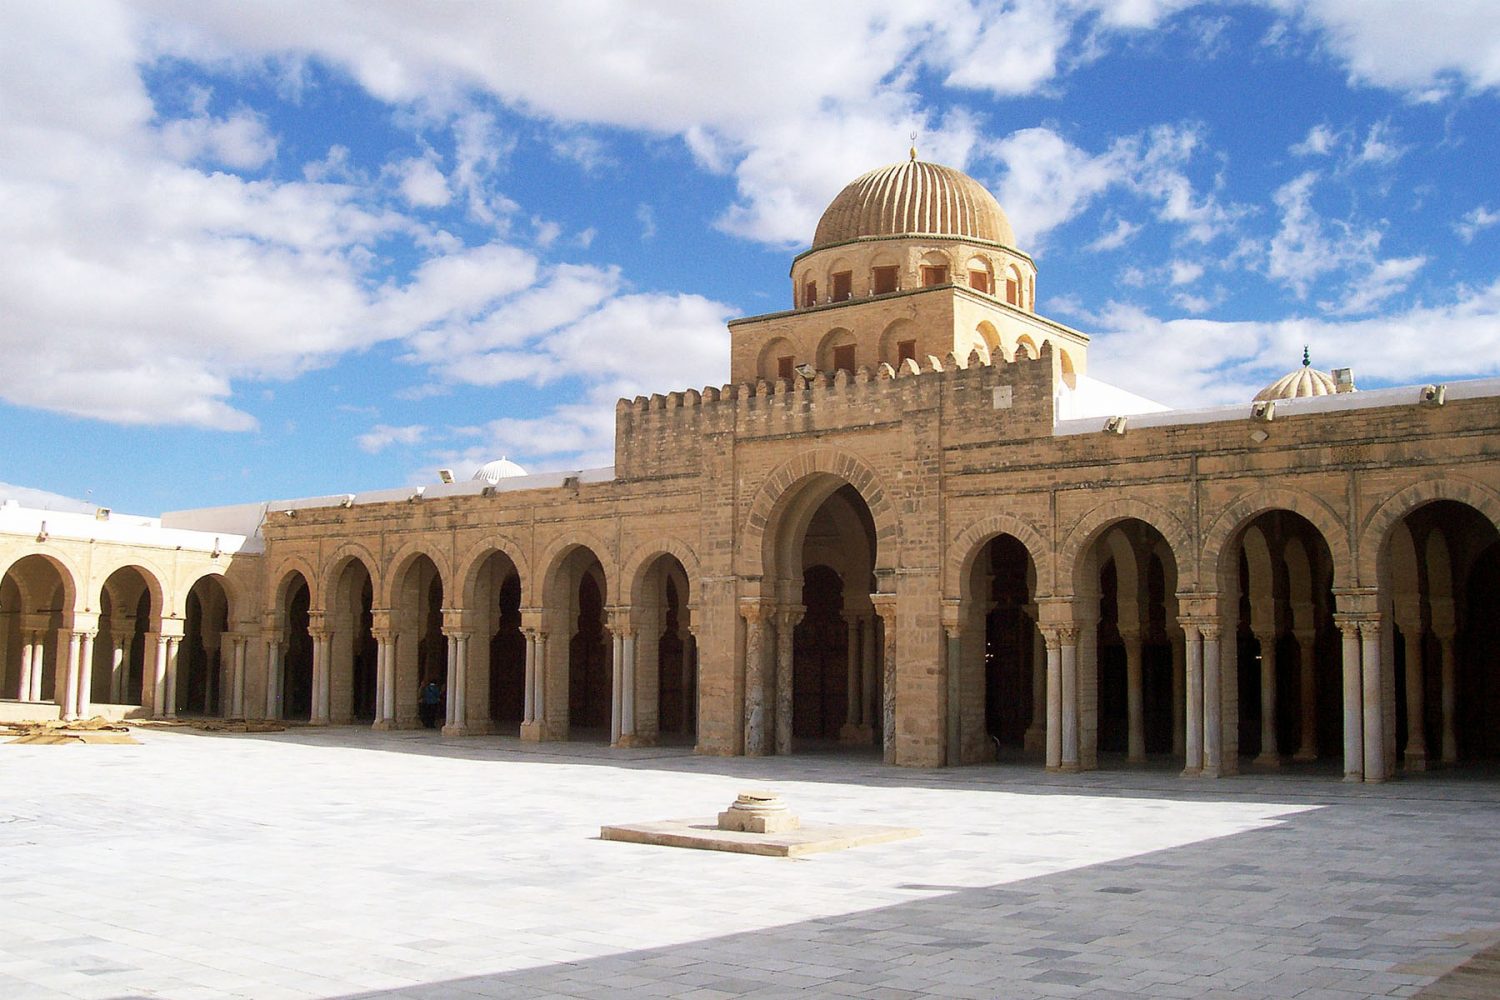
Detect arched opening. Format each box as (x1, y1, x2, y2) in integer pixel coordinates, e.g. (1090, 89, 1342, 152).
(636, 554, 694, 746)
(96, 566, 154, 706)
(181, 575, 229, 716)
(468, 550, 523, 733)
(1075, 519, 1181, 769)
(279, 574, 313, 722)
(1223, 511, 1341, 772)
(392, 555, 446, 730)
(1382, 500, 1500, 766)
(958, 534, 1040, 763)
(329, 560, 375, 724)
(563, 554, 609, 742)
(762, 477, 879, 756)
(966, 255, 994, 295)
(1014, 334, 1038, 360)
(1, 555, 72, 705)
(757, 336, 797, 383)
(815, 327, 858, 374)
(1057, 347, 1078, 389)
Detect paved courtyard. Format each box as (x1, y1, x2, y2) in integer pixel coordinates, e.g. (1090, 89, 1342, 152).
(1, 727, 1498, 1000)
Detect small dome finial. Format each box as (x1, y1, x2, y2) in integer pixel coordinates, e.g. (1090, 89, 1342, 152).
(909, 131, 918, 161)
(1302, 345, 1310, 368)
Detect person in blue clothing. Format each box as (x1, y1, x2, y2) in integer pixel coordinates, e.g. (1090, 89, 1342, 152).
(419, 680, 442, 728)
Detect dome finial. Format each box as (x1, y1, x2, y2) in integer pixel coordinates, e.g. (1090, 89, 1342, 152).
(909, 131, 918, 162)
(1302, 345, 1310, 368)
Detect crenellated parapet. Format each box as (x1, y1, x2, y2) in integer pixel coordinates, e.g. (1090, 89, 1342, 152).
(614, 344, 1059, 479)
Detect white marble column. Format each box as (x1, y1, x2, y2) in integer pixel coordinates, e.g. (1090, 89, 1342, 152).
(1402, 626, 1427, 769)
(1024, 623, 1046, 753)
(1059, 625, 1079, 772)
(521, 628, 536, 725)
(609, 626, 624, 745)
(944, 621, 962, 767)
(1201, 624, 1221, 778)
(109, 633, 129, 704)
(164, 635, 181, 719)
(18, 631, 36, 701)
(77, 630, 96, 719)
(61, 631, 82, 721)
(310, 629, 331, 724)
(1255, 630, 1279, 767)
(264, 637, 283, 720)
(1123, 631, 1145, 763)
(1338, 620, 1363, 781)
(443, 631, 469, 733)
(533, 631, 547, 726)
(1182, 623, 1203, 775)
(873, 597, 897, 765)
(621, 629, 636, 741)
(1361, 620, 1385, 782)
(1044, 628, 1062, 770)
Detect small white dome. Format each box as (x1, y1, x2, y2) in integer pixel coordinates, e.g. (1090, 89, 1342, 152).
(1254, 366, 1339, 402)
(472, 458, 527, 484)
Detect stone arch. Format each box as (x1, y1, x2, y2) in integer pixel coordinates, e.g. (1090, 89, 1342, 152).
(378, 543, 453, 610)
(181, 569, 241, 625)
(91, 559, 167, 622)
(537, 531, 617, 602)
(947, 512, 1053, 599)
(1013, 333, 1039, 360)
(1358, 476, 1500, 586)
(756, 336, 797, 381)
(1058, 497, 1195, 595)
(1200, 486, 1354, 591)
(454, 535, 530, 608)
(741, 448, 898, 579)
(1, 550, 81, 618)
(623, 537, 701, 608)
(877, 318, 918, 367)
(815, 327, 858, 372)
(319, 541, 382, 607)
(269, 558, 320, 618)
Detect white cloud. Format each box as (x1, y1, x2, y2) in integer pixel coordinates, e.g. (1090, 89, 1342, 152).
(158, 107, 277, 170)
(1086, 217, 1141, 252)
(1291, 123, 1340, 157)
(1326, 254, 1426, 315)
(357, 424, 427, 454)
(1456, 205, 1500, 242)
(1169, 260, 1205, 285)
(1277, 0, 1500, 100)
(391, 155, 450, 208)
(1353, 119, 1408, 167)
(1086, 278, 1500, 408)
(636, 204, 657, 241)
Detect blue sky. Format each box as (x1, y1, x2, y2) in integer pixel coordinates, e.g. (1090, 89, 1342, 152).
(2, 1, 1498, 516)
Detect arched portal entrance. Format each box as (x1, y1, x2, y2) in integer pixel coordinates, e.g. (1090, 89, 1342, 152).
(761, 478, 879, 756)
(392, 555, 446, 730)
(468, 550, 523, 734)
(278, 574, 313, 721)
(1221, 511, 1340, 771)
(1382, 500, 1500, 767)
(96, 566, 154, 706)
(329, 560, 375, 723)
(1, 555, 72, 705)
(957, 534, 1040, 763)
(1075, 519, 1181, 770)
(181, 575, 229, 716)
(635, 554, 694, 746)
(547, 546, 608, 742)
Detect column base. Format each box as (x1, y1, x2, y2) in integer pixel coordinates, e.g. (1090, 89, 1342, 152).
(519, 721, 550, 742)
(441, 723, 473, 737)
(1180, 766, 1202, 778)
(1292, 747, 1317, 762)
(1403, 750, 1428, 771)
(1343, 771, 1364, 782)
(1022, 725, 1044, 754)
(1253, 752, 1281, 769)
(371, 718, 396, 731)
(1057, 762, 1080, 773)
(614, 733, 655, 748)
(839, 723, 874, 744)
(1126, 752, 1146, 765)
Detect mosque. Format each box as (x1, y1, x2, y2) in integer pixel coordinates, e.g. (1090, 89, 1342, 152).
(3, 153, 1498, 782)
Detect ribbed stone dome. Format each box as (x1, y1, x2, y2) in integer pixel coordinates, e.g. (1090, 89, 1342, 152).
(472, 458, 527, 484)
(1254, 366, 1339, 402)
(812, 157, 1016, 250)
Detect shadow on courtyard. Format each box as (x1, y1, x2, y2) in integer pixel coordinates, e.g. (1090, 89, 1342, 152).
(272, 794, 1498, 1000)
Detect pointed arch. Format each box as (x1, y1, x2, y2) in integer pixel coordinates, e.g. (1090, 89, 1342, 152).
(947, 512, 1053, 599)
(1358, 476, 1500, 585)
(741, 448, 898, 578)
(1058, 497, 1194, 595)
(1200, 486, 1352, 591)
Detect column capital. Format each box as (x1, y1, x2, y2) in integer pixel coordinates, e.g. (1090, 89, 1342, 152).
(1039, 625, 1062, 651)
(441, 626, 475, 640)
(870, 593, 897, 622)
(775, 604, 805, 629)
(738, 597, 770, 625)
(1055, 624, 1080, 645)
(940, 597, 962, 630)
(370, 626, 396, 643)
(1197, 623, 1221, 642)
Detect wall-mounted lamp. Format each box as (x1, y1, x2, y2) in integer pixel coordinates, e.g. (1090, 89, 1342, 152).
(438, 468, 455, 484)
(339, 495, 354, 508)
(1419, 384, 1446, 407)
(211, 537, 222, 559)
(1251, 400, 1275, 422)
(407, 486, 426, 502)
(793, 362, 817, 383)
(94, 507, 111, 521)
(36, 520, 48, 542)
(1103, 415, 1127, 435)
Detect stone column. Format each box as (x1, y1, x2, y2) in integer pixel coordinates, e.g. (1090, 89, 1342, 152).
(534, 630, 548, 733)
(1437, 630, 1457, 764)
(109, 631, 129, 704)
(841, 613, 861, 736)
(1360, 620, 1385, 782)
(621, 628, 638, 743)
(521, 627, 536, 725)
(309, 625, 331, 725)
(609, 621, 624, 746)
(681, 624, 696, 736)
(370, 628, 389, 729)
(1254, 630, 1279, 767)
(1338, 618, 1363, 781)
(60, 631, 82, 721)
(164, 635, 181, 719)
(1023, 622, 1046, 754)
(943, 619, 962, 767)
(860, 615, 877, 732)
(1171, 627, 1186, 757)
(741, 601, 769, 756)
(442, 629, 469, 735)
(1201, 623, 1221, 778)
(29, 629, 47, 702)
(1123, 630, 1145, 763)
(263, 634, 283, 721)
(74, 630, 96, 720)
(1401, 624, 1427, 770)
(1182, 622, 1202, 775)
(1043, 627, 1062, 769)
(1059, 625, 1079, 772)
(774, 606, 802, 756)
(1292, 629, 1318, 761)
(17, 629, 36, 701)
(872, 595, 897, 765)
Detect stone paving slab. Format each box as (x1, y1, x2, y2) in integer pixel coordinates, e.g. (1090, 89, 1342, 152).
(1, 727, 1498, 999)
(600, 818, 920, 856)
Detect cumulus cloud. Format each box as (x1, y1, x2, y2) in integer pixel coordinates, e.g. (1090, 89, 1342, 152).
(1456, 205, 1500, 242)
(158, 107, 277, 170)
(357, 424, 427, 453)
(390, 154, 450, 208)
(1087, 278, 1500, 408)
